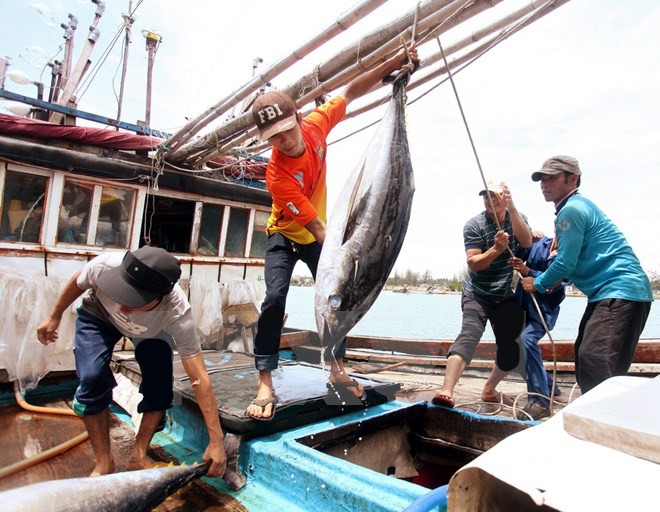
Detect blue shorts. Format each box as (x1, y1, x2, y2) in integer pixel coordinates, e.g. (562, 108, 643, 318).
(72, 310, 173, 416)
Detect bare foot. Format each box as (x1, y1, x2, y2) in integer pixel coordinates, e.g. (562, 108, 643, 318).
(126, 453, 157, 471)
(90, 459, 116, 477)
(431, 392, 454, 407)
(481, 388, 514, 406)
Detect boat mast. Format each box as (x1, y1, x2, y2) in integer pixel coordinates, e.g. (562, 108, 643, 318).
(49, 0, 105, 124)
(49, 14, 78, 104)
(115, 2, 135, 128)
(161, 0, 389, 159)
(164, 0, 456, 166)
(143, 29, 162, 128)
(165, 0, 575, 168)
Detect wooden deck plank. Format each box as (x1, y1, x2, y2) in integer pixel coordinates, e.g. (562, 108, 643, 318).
(0, 401, 243, 510)
(0, 403, 94, 491)
(344, 337, 660, 363)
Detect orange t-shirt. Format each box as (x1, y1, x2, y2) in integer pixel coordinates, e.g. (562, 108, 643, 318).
(265, 97, 346, 245)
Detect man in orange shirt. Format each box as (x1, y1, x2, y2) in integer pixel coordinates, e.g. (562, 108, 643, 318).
(247, 46, 418, 420)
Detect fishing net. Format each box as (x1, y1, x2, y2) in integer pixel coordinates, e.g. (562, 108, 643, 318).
(188, 277, 224, 343)
(188, 277, 265, 347)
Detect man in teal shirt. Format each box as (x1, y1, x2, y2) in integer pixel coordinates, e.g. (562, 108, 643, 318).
(521, 155, 653, 393)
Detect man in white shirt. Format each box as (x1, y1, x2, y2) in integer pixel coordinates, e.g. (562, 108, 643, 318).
(37, 246, 226, 477)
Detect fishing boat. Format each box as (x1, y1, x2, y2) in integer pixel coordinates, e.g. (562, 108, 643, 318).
(1, 0, 658, 510)
(3, 328, 658, 511)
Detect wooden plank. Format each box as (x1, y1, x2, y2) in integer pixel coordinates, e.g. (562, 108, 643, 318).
(296, 345, 575, 372)
(296, 345, 659, 378)
(345, 337, 660, 363)
(420, 406, 530, 452)
(280, 329, 314, 348)
(0, 404, 93, 491)
(627, 342, 660, 363)
(346, 336, 448, 356)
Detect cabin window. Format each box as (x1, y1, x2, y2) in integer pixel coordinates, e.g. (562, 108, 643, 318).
(225, 207, 249, 257)
(198, 203, 224, 256)
(58, 181, 94, 244)
(96, 186, 136, 247)
(58, 180, 136, 248)
(0, 170, 48, 243)
(249, 210, 269, 258)
(141, 195, 195, 253)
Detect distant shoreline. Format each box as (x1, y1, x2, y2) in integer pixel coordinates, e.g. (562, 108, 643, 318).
(384, 286, 458, 295)
(290, 283, 660, 300)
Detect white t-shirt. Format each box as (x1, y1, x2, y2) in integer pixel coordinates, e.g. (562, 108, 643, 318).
(77, 252, 201, 359)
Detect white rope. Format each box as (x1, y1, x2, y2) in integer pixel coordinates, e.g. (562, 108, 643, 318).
(435, 23, 561, 406)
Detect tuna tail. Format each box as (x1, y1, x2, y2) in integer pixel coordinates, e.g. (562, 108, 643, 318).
(0, 461, 210, 512)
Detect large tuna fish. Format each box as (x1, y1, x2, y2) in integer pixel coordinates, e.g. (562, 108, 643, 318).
(0, 462, 210, 512)
(315, 76, 415, 351)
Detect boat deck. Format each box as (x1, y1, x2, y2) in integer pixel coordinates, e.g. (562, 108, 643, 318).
(0, 345, 588, 511)
(0, 377, 246, 511)
(0, 350, 410, 511)
(114, 350, 401, 437)
(344, 355, 581, 418)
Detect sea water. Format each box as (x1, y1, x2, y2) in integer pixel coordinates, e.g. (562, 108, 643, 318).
(284, 286, 660, 341)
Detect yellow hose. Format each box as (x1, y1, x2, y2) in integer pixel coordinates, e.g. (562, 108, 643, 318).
(0, 432, 89, 480)
(13, 383, 78, 416)
(0, 382, 89, 481)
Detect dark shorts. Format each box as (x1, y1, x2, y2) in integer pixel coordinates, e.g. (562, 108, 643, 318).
(72, 310, 173, 416)
(448, 294, 524, 371)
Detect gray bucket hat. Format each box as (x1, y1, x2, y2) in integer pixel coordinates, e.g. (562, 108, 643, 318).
(532, 155, 581, 182)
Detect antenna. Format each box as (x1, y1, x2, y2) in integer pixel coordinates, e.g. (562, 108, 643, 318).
(142, 30, 163, 127)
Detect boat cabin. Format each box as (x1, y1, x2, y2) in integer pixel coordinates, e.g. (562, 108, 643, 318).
(0, 113, 272, 385)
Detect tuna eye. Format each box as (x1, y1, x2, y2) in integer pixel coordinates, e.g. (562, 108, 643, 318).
(329, 295, 341, 309)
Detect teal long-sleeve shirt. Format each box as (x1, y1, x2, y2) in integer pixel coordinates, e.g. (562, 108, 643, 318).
(534, 193, 653, 303)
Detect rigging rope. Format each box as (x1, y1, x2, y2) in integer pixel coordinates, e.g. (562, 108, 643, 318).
(329, 0, 556, 155)
(435, 31, 559, 416)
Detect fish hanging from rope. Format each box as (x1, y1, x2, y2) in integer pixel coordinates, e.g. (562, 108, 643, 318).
(314, 74, 415, 351)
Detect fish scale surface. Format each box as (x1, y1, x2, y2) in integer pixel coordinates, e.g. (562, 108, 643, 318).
(315, 78, 415, 348)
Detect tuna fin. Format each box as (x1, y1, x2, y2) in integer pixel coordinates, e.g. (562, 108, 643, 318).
(223, 433, 247, 490)
(342, 159, 369, 245)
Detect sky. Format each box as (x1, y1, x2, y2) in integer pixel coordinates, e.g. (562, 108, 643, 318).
(2, 0, 660, 279)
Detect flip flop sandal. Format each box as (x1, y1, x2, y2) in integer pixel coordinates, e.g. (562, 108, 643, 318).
(327, 379, 367, 401)
(431, 393, 455, 408)
(482, 391, 514, 406)
(246, 394, 278, 421)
